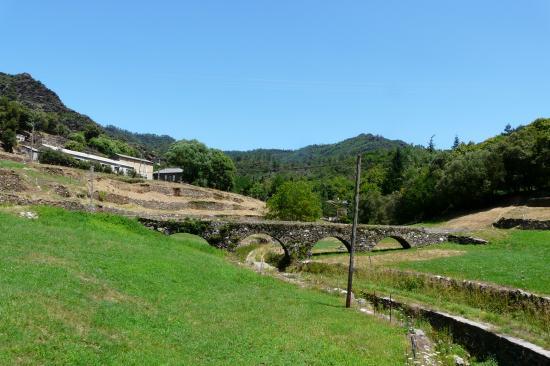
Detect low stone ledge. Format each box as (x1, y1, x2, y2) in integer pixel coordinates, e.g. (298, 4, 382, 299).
(384, 269, 550, 314)
(447, 235, 488, 244)
(493, 218, 550, 230)
(362, 292, 550, 366)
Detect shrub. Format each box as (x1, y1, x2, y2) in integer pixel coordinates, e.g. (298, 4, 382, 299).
(97, 191, 107, 202)
(39, 148, 79, 167)
(64, 140, 86, 152)
(68, 132, 86, 144)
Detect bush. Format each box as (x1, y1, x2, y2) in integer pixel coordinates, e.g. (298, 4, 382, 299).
(64, 140, 86, 152)
(97, 191, 107, 202)
(89, 135, 136, 157)
(68, 132, 86, 144)
(39, 148, 79, 167)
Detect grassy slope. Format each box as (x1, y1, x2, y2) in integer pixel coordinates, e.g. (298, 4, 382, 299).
(395, 230, 550, 295)
(300, 231, 550, 347)
(0, 207, 405, 365)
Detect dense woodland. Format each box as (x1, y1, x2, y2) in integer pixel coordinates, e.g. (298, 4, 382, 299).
(230, 119, 550, 224)
(1, 72, 548, 225)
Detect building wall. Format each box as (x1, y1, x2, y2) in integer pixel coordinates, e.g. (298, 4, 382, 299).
(117, 159, 153, 180)
(154, 172, 183, 182)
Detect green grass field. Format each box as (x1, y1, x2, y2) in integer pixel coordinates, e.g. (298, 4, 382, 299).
(295, 229, 550, 348)
(0, 207, 406, 365)
(396, 230, 550, 295)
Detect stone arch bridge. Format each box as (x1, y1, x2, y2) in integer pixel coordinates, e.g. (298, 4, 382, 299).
(139, 218, 464, 262)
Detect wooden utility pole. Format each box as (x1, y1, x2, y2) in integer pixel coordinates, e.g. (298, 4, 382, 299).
(89, 165, 95, 210)
(346, 154, 361, 308)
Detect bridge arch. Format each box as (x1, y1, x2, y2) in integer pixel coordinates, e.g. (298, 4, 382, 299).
(236, 233, 291, 270)
(310, 236, 351, 257)
(372, 235, 412, 251)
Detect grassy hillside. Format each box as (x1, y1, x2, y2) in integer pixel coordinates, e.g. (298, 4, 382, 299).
(0, 206, 406, 365)
(299, 229, 550, 348)
(395, 230, 550, 294)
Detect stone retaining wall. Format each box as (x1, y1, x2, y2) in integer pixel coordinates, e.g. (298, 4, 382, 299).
(384, 269, 550, 314)
(362, 292, 550, 366)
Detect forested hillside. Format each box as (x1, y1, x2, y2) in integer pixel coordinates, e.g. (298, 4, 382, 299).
(230, 119, 550, 225)
(104, 125, 175, 156)
(227, 133, 412, 176)
(1, 72, 548, 225)
(0, 72, 170, 159)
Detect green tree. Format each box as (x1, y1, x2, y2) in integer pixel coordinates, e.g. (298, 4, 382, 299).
(382, 148, 405, 194)
(165, 140, 236, 191)
(452, 135, 460, 150)
(267, 181, 322, 221)
(165, 140, 210, 184)
(0, 129, 16, 152)
(503, 123, 514, 135)
(248, 181, 268, 200)
(206, 149, 236, 191)
(427, 135, 435, 153)
(84, 124, 102, 141)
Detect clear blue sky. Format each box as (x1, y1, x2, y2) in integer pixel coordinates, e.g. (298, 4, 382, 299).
(1, 1, 549, 151)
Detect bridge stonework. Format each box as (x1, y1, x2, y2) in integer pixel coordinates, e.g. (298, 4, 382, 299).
(139, 218, 451, 261)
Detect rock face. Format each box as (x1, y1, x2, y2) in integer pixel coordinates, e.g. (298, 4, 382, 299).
(0, 72, 67, 112)
(139, 218, 451, 261)
(0, 72, 97, 131)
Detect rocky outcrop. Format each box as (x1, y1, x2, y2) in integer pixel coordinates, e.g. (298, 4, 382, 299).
(0, 169, 28, 192)
(0, 72, 97, 131)
(447, 235, 488, 244)
(493, 218, 550, 230)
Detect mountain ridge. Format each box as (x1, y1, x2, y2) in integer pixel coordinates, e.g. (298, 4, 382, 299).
(1, 72, 415, 164)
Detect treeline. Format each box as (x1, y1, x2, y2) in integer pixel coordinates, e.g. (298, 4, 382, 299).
(104, 125, 175, 157)
(233, 119, 550, 224)
(0, 96, 70, 152)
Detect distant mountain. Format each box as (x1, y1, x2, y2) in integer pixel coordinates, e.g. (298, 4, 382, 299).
(0, 72, 174, 157)
(104, 125, 175, 157)
(226, 134, 418, 178)
(0, 72, 96, 131)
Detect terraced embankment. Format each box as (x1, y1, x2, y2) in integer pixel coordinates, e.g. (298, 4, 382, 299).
(0, 154, 265, 219)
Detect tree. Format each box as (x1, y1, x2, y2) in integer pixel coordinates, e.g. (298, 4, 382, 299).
(248, 181, 268, 200)
(452, 135, 460, 150)
(206, 149, 236, 191)
(382, 148, 405, 194)
(165, 139, 236, 191)
(165, 140, 211, 184)
(427, 135, 435, 153)
(0, 129, 16, 152)
(267, 181, 322, 221)
(503, 123, 513, 135)
(84, 124, 102, 141)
